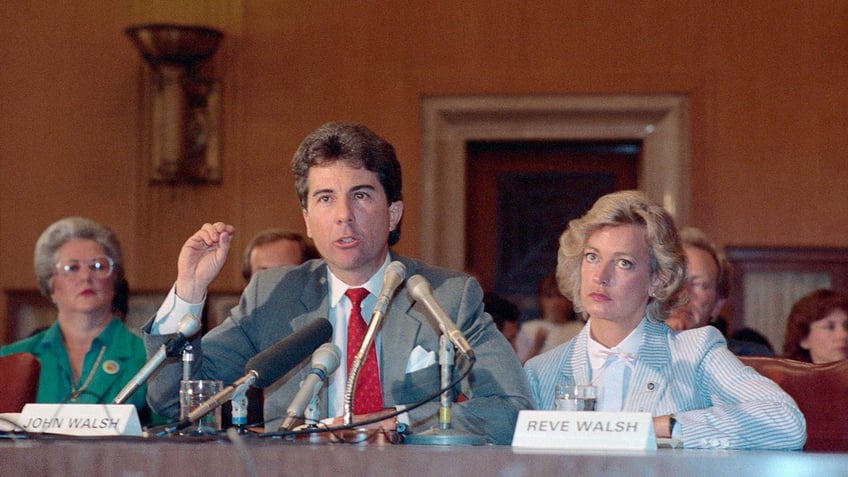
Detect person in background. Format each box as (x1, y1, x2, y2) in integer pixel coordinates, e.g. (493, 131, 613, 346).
(143, 121, 532, 444)
(782, 288, 848, 364)
(241, 228, 319, 283)
(515, 272, 584, 363)
(483, 291, 522, 351)
(233, 229, 318, 426)
(730, 327, 774, 355)
(665, 226, 773, 356)
(0, 217, 156, 423)
(524, 190, 806, 450)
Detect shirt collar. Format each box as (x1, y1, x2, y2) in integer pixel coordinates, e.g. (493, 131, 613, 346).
(39, 317, 118, 345)
(37, 316, 125, 357)
(38, 321, 65, 351)
(587, 318, 645, 369)
(328, 253, 393, 307)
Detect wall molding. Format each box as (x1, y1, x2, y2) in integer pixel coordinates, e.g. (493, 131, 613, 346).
(420, 94, 691, 269)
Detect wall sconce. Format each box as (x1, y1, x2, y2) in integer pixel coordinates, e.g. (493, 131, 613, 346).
(126, 24, 225, 184)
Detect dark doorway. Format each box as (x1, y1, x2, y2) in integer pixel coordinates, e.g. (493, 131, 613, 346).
(465, 140, 640, 319)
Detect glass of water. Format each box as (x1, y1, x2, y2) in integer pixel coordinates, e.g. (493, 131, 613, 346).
(555, 380, 597, 411)
(179, 379, 223, 435)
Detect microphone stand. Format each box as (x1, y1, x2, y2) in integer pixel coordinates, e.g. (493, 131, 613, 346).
(182, 344, 194, 381)
(114, 313, 200, 405)
(403, 335, 485, 445)
(229, 380, 252, 432)
(113, 340, 190, 405)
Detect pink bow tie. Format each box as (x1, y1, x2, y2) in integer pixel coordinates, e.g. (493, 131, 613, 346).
(595, 349, 638, 368)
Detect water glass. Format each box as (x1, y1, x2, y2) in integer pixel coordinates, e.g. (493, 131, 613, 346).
(179, 379, 223, 435)
(555, 382, 597, 411)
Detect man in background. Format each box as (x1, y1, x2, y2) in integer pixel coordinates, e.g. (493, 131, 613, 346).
(666, 226, 773, 356)
(241, 229, 318, 282)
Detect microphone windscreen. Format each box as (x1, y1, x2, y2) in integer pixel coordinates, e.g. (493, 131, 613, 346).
(383, 261, 407, 291)
(246, 318, 333, 388)
(312, 342, 342, 374)
(177, 313, 202, 337)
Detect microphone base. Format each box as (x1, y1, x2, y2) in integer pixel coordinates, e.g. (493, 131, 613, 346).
(403, 427, 486, 446)
(287, 426, 402, 445)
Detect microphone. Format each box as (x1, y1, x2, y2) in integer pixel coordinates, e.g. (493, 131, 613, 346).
(113, 313, 202, 404)
(164, 313, 203, 356)
(407, 275, 475, 361)
(279, 342, 341, 431)
(372, 261, 407, 322)
(172, 318, 333, 432)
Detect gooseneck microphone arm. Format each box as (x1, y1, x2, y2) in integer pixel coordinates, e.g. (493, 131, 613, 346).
(259, 345, 476, 439)
(342, 309, 382, 426)
(342, 261, 407, 426)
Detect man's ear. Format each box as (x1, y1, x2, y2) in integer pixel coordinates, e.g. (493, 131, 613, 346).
(710, 297, 727, 319)
(302, 208, 312, 238)
(389, 201, 404, 231)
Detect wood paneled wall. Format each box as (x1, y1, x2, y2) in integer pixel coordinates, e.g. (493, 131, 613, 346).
(1, 1, 847, 343)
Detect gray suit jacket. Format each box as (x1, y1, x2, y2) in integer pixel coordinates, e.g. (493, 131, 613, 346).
(144, 254, 533, 444)
(524, 319, 807, 449)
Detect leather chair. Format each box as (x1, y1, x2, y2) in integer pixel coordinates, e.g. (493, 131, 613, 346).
(0, 352, 40, 413)
(740, 356, 848, 452)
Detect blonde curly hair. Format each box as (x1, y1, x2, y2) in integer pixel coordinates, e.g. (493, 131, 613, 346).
(556, 190, 687, 323)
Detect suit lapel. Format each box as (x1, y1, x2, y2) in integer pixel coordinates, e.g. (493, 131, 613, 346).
(291, 262, 331, 330)
(286, 263, 333, 419)
(569, 325, 592, 386)
(625, 320, 670, 412)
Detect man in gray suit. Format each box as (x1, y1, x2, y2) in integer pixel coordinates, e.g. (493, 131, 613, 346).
(143, 122, 533, 444)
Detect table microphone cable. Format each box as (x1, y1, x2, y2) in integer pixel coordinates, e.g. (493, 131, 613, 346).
(258, 353, 475, 440)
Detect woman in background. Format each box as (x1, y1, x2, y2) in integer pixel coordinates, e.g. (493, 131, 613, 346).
(515, 272, 584, 363)
(783, 288, 848, 364)
(0, 217, 154, 422)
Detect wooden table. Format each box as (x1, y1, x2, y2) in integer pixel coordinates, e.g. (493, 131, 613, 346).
(1, 433, 845, 477)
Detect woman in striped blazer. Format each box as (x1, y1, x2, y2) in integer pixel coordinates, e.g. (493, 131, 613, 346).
(524, 190, 806, 450)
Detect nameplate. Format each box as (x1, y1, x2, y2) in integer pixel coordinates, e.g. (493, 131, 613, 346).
(18, 404, 142, 437)
(511, 410, 656, 451)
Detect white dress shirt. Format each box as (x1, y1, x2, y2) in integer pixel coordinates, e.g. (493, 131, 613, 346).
(587, 321, 643, 411)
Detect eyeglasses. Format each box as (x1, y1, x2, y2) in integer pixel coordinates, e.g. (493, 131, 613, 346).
(54, 256, 115, 278)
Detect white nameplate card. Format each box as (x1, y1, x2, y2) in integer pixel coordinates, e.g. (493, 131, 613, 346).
(511, 410, 656, 451)
(18, 404, 142, 437)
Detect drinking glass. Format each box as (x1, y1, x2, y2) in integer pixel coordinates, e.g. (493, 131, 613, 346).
(555, 381, 597, 411)
(179, 379, 223, 435)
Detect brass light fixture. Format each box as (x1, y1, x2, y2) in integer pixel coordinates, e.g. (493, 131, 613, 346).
(126, 24, 225, 184)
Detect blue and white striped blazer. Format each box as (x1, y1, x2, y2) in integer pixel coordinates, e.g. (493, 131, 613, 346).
(524, 318, 807, 450)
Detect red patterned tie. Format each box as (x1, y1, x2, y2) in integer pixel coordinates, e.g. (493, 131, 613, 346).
(345, 288, 384, 414)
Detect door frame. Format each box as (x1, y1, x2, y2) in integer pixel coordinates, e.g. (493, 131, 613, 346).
(419, 94, 691, 270)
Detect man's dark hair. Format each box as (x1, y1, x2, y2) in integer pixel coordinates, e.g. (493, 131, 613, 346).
(292, 121, 403, 246)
